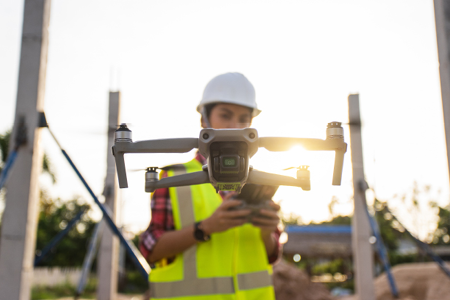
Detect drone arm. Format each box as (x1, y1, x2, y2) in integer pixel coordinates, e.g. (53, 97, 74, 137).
(247, 169, 310, 190)
(113, 138, 199, 188)
(258, 137, 345, 151)
(114, 150, 128, 188)
(258, 137, 347, 185)
(116, 138, 199, 154)
(333, 149, 345, 185)
(146, 171, 210, 193)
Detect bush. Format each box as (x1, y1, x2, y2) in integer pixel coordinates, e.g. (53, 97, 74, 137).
(31, 278, 97, 300)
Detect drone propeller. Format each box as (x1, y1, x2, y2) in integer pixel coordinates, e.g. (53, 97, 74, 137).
(128, 167, 160, 172)
(128, 165, 186, 172)
(341, 121, 362, 126)
(282, 165, 310, 171)
(116, 122, 134, 128)
(283, 167, 295, 171)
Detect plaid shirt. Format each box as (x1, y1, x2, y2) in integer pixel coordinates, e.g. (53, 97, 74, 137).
(139, 152, 281, 264)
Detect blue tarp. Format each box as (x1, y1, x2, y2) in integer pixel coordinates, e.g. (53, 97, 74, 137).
(285, 225, 352, 234)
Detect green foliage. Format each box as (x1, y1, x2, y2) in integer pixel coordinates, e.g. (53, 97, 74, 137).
(388, 252, 423, 266)
(313, 215, 351, 226)
(312, 258, 346, 275)
(431, 204, 450, 245)
(31, 279, 97, 299)
(42, 153, 57, 184)
(0, 129, 55, 181)
(119, 270, 149, 294)
(35, 192, 96, 267)
(373, 199, 402, 252)
(281, 212, 303, 226)
(308, 258, 354, 292)
(0, 130, 10, 170)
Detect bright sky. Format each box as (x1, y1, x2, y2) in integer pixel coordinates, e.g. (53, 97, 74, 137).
(0, 0, 448, 240)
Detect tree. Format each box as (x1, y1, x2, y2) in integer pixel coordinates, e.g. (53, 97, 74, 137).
(1, 129, 95, 266)
(0, 130, 10, 173)
(0, 129, 55, 181)
(431, 203, 450, 245)
(373, 199, 403, 252)
(35, 192, 96, 267)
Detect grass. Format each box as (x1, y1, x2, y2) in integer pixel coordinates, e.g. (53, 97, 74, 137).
(31, 278, 97, 300)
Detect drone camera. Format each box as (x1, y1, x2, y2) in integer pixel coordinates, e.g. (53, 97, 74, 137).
(198, 128, 259, 192)
(211, 142, 247, 180)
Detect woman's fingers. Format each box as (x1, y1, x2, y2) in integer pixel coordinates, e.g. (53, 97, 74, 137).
(226, 218, 248, 227)
(223, 192, 238, 201)
(251, 203, 280, 231)
(221, 208, 251, 218)
(252, 216, 279, 226)
(267, 201, 281, 212)
(220, 199, 243, 209)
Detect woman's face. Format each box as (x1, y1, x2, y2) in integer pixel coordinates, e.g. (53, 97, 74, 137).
(204, 103, 253, 129)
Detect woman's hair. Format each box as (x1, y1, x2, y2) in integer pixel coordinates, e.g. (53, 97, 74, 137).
(204, 103, 217, 119)
(204, 103, 253, 118)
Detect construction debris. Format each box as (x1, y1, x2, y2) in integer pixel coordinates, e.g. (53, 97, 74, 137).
(374, 262, 450, 300)
(272, 260, 333, 300)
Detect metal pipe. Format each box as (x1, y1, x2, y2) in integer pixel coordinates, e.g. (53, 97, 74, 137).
(48, 128, 149, 280)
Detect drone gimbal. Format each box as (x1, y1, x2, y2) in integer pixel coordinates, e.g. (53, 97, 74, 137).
(112, 122, 347, 193)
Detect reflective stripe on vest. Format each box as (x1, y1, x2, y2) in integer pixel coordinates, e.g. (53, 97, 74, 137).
(149, 162, 274, 299)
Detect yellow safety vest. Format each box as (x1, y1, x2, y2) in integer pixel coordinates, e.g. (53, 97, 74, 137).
(149, 159, 275, 300)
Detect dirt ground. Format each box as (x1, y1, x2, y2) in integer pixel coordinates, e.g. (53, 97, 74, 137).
(64, 261, 450, 300)
(373, 262, 450, 300)
(272, 260, 450, 300)
(333, 262, 450, 300)
(272, 260, 333, 300)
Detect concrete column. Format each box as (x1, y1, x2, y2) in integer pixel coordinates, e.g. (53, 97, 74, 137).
(97, 92, 121, 300)
(434, 0, 450, 184)
(348, 94, 375, 300)
(0, 1, 51, 299)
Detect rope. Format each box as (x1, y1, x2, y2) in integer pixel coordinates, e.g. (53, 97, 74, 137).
(46, 125, 150, 280)
(0, 150, 18, 190)
(361, 192, 399, 298)
(0, 116, 28, 190)
(385, 206, 450, 279)
(34, 207, 87, 266)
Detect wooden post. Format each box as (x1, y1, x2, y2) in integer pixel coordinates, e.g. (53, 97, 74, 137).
(0, 1, 51, 299)
(348, 94, 375, 300)
(434, 0, 450, 184)
(97, 92, 121, 300)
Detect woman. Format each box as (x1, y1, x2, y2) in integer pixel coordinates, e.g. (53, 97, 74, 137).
(140, 73, 280, 300)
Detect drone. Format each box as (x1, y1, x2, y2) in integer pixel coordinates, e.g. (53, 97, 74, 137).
(112, 122, 347, 193)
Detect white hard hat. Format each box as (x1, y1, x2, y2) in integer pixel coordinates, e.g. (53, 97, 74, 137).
(197, 72, 261, 117)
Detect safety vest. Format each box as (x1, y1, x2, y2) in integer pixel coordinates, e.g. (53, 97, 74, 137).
(149, 159, 275, 300)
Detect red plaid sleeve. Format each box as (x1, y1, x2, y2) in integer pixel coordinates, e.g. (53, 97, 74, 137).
(268, 228, 281, 264)
(139, 171, 174, 260)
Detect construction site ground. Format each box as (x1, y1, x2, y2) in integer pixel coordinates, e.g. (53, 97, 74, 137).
(51, 261, 450, 300)
(273, 260, 450, 300)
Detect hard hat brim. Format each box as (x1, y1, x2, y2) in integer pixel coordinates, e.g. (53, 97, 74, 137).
(197, 100, 261, 117)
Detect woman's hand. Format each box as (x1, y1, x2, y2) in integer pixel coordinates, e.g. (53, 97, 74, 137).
(201, 192, 252, 235)
(251, 201, 281, 256)
(251, 201, 281, 237)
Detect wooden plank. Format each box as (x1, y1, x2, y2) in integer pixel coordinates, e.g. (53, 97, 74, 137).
(97, 92, 121, 300)
(0, 1, 51, 299)
(348, 94, 375, 300)
(434, 0, 450, 184)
